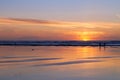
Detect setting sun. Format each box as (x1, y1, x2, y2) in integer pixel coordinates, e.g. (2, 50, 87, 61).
(82, 36, 90, 41)
(77, 31, 104, 41)
(81, 32, 91, 41)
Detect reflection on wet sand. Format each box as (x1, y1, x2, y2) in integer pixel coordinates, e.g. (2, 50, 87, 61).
(0, 56, 38, 59)
(86, 56, 120, 59)
(0, 46, 120, 80)
(35, 59, 103, 66)
(0, 58, 62, 63)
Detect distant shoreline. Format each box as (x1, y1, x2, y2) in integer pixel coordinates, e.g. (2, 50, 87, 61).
(0, 41, 120, 46)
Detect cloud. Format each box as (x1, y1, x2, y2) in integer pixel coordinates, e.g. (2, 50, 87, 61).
(116, 14, 120, 19)
(0, 17, 120, 30)
(0, 18, 61, 25)
(8, 18, 61, 24)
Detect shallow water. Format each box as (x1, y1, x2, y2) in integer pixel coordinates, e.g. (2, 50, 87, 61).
(0, 46, 120, 80)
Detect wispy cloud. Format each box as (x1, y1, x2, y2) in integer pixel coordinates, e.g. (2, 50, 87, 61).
(0, 18, 61, 26)
(1, 18, 119, 29)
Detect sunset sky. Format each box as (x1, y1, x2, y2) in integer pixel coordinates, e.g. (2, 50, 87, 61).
(0, 0, 120, 41)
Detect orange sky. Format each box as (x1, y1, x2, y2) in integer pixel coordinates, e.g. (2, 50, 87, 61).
(0, 18, 120, 41)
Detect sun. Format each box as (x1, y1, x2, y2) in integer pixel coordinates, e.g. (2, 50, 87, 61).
(82, 37, 90, 41)
(77, 32, 92, 41)
(81, 35, 91, 41)
(82, 32, 91, 41)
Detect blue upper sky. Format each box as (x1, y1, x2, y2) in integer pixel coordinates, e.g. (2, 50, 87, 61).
(0, 0, 120, 22)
